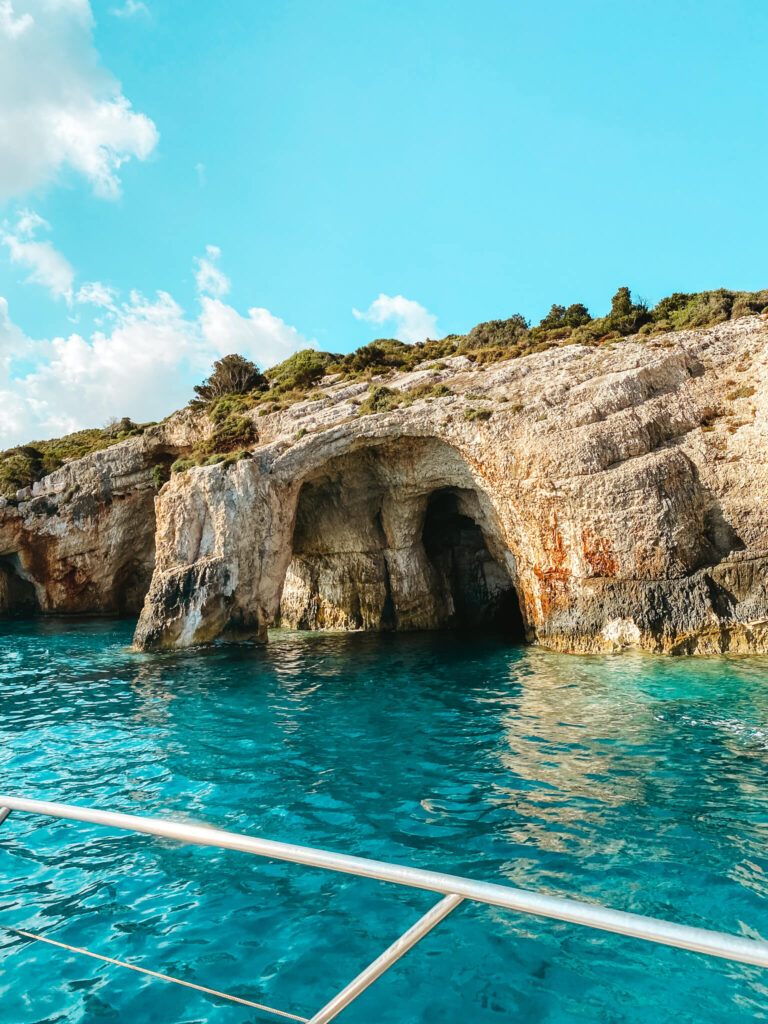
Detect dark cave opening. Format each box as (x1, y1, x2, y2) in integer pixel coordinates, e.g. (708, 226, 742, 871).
(0, 554, 40, 617)
(421, 489, 525, 640)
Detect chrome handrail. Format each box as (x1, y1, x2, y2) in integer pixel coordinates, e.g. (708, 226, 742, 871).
(1, 795, 767, 1022)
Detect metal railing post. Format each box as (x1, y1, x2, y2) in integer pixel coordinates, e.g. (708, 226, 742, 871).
(307, 893, 462, 1024)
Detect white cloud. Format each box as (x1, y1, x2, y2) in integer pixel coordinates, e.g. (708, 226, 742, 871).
(199, 297, 308, 369)
(2, 210, 121, 310)
(110, 0, 148, 16)
(0, 0, 32, 37)
(0, 258, 311, 446)
(194, 244, 230, 298)
(0, 0, 158, 200)
(1, 210, 75, 302)
(75, 280, 117, 309)
(195, 162, 206, 186)
(0, 296, 29, 385)
(353, 293, 439, 344)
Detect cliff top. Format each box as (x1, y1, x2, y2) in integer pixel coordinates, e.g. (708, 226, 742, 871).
(2, 283, 767, 502)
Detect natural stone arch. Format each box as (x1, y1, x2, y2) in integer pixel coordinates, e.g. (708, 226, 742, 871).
(134, 423, 531, 650)
(277, 435, 527, 639)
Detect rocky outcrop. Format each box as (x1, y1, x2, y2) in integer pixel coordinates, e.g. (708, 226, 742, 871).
(0, 411, 204, 616)
(5, 315, 768, 654)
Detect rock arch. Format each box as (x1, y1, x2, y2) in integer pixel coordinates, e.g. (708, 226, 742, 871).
(133, 427, 529, 649)
(278, 436, 526, 638)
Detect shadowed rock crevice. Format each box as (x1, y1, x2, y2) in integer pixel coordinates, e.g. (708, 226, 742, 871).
(421, 489, 525, 638)
(0, 554, 40, 617)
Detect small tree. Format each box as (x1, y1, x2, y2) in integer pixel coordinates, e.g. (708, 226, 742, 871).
(193, 354, 266, 404)
(538, 302, 591, 331)
(606, 287, 650, 334)
(563, 302, 591, 327)
(539, 304, 567, 329)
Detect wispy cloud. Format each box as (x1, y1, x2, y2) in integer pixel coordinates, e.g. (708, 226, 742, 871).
(1, 210, 75, 303)
(194, 244, 230, 299)
(110, 0, 149, 17)
(75, 281, 118, 310)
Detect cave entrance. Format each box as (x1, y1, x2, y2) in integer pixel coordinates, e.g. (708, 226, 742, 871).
(421, 489, 525, 639)
(0, 554, 40, 618)
(278, 439, 527, 642)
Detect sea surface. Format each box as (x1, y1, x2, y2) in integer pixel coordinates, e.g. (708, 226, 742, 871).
(1, 620, 768, 1023)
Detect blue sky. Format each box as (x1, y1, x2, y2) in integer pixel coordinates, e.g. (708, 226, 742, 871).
(1, 0, 767, 443)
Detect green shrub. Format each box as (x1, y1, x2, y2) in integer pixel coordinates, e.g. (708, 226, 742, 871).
(195, 415, 256, 457)
(329, 339, 415, 378)
(209, 393, 254, 424)
(465, 407, 492, 422)
(456, 315, 529, 355)
(0, 420, 154, 497)
(193, 354, 266, 404)
(171, 458, 196, 474)
(538, 302, 591, 329)
(409, 382, 455, 400)
(726, 385, 756, 401)
(295, 428, 307, 440)
(224, 449, 252, 464)
(0, 448, 42, 498)
(358, 386, 412, 416)
(266, 349, 338, 391)
(605, 287, 650, 334)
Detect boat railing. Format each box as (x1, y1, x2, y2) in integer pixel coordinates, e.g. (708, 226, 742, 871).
(1, 795, 767, 1022)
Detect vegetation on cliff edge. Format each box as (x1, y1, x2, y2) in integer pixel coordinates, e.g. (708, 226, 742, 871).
(4, 283, 766, 491)
(0, 419, 153, 501)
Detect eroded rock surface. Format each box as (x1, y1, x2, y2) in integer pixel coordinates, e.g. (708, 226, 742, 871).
(0, 412, 203, 616)
(5, 316, 768, 654)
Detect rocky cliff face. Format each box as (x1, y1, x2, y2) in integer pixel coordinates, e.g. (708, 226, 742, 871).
(0, 411, 204, 617)
(4, 317, 768, 654)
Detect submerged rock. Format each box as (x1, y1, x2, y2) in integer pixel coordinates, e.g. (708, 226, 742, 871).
(4, 316, 768, 654)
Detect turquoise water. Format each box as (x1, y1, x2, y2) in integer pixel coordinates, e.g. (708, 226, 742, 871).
(1, 622, 768, 1023)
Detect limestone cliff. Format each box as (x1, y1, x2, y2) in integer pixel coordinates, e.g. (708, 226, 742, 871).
(0, 411, 205, 616)
(4, 316, 768, 654)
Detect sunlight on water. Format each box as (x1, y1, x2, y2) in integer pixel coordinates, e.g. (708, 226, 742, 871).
(1, 620, 768, 1022)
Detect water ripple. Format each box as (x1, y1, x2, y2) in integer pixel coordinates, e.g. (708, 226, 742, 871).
(1, 622, 768, 1022)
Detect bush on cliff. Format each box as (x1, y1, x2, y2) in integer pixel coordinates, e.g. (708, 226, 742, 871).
(195, 415, 256, 457)
(464, 407, 493, 422)
(358, 386, 413, 416)
(643, 288, 768, 334)
(328, 340, 417, 378)
(0, 448, 43, 499)
(538, 303, 592, 330)
(266, 349, 338, 392)
(193, 354, 266, 405)
(0, 420, 153, 498)
(208, 394, 255, 424)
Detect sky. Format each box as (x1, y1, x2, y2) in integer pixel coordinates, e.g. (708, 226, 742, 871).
(1, 0, 768, 445)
